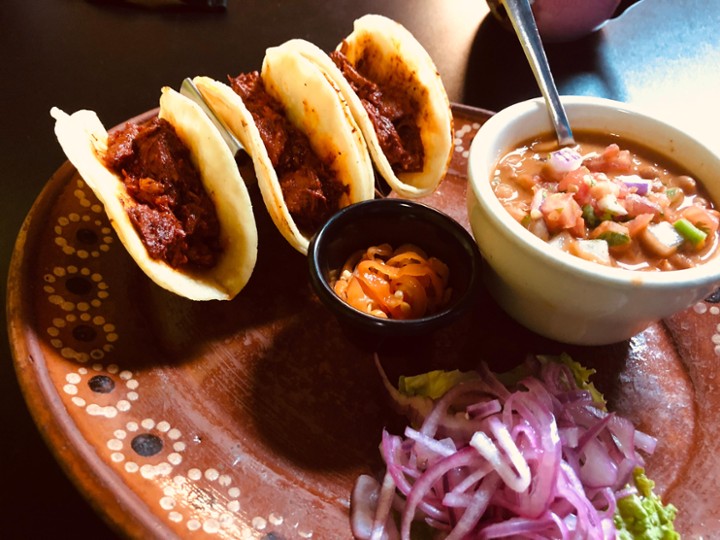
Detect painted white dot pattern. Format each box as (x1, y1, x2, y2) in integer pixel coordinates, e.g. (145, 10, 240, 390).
(453, 121, 482, 160)
(86, 404, 118, 418)
(298, 527, 314, 538)
(203, 519, 220, 534)
(44, 199, 118, 364)
(107, 420, 186, 479)
(107, 439, 123, 451)
(154, 468, 250, 534)
(168, 512, 183, 523)
(218, 474, 231, 487)
(693, 300, 720, 356)
(41, 178, 361, 539)
(47, 311, 117, 363)
(43, 266, 109, 312)
(62, 364, 139, 416)
(71, 397, 86, 407)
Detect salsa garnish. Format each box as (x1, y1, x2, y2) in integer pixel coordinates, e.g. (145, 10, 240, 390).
(492, 132, 720, 270)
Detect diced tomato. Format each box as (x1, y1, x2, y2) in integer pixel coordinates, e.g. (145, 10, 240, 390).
(558, 166, 592, 205)
(540, 192, 584, 234)
(623, 193, 663, 218)
(646, 191, 671, 212)
(682, 205, 720, 236)
(625, 213, 655, 238)
(568, 213, 587, 237)
(589, 177, 621, 200)
(584, 144, 633, 173)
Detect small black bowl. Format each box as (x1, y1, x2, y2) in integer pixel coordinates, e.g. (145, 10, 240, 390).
(308, 199, 482, 337)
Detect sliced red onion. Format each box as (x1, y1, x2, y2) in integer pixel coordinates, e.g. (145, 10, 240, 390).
(578, 438, 619, 488)
(360, 357, 658, 540)
(634, 428, 658, 454)
(403, 426, 456, 459)
(480, 513, 557, 539)
(400, 447, 480, 539)
(559, 426, 581, 448)
(442, 461, 492, 507)
(369, 472, 398, 540)
(351, 475, 381, 540)
(617, 174, 653, 195)
(444, 474, 499, 540)
(466, 398, 501, 419)
(470, 428, 530, 493)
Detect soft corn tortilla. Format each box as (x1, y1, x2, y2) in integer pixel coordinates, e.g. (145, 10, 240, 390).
(50, 87, 258, 301)
(283, 15, 453, 198)
(193, 42, 375, 255)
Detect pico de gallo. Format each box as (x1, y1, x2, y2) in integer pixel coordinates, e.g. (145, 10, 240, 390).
(492, 132, 720, 270)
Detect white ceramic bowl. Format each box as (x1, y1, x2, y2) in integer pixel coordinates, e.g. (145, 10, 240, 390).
(467, 96, 720, 345)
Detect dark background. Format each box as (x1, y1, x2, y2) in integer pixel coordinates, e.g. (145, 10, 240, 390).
(1, 0, 718, 537)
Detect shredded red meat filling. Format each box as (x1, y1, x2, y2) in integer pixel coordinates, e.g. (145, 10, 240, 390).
(228, 71, 348, 235)
(330, 46, 424, 174)
(104, 117, 222, 269)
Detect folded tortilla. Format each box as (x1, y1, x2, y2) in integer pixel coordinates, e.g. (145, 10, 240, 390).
(50, 87, 258, 301)
(283, 15, 454, 198)
(193, 42, 375, 255)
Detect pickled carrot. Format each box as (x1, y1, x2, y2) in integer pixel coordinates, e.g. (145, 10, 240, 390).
(331, 243, 451, 319)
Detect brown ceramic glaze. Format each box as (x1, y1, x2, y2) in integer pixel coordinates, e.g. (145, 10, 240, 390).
(8, 104, 720, 539)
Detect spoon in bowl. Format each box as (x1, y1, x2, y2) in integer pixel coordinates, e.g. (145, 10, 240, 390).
(501, 0, 575, 146)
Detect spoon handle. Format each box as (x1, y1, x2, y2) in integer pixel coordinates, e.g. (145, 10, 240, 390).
(502, 0, 575, 146)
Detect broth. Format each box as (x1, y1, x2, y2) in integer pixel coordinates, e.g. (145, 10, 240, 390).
(492, 131, 720, 271)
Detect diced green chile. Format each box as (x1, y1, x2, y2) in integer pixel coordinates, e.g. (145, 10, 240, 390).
(674, 218, 707, 248)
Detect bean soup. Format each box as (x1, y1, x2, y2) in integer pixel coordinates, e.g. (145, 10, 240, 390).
(492, 132, 720, 271)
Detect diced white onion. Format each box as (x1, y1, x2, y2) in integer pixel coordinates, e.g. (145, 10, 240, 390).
(597, 194, 628, 216)
(549, 147, 583, 173)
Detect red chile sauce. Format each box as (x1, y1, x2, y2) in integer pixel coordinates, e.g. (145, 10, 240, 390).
(493, 131, 720, 271)
(228, 71, 348, 236)
(330, 44, 424, 174)
(104, 117, 222, 270)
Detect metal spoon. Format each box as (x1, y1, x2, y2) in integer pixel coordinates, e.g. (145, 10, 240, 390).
(179, 77, 245, 157)
(501, 0, 575, 146)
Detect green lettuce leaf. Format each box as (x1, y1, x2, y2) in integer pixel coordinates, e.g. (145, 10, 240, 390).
(615, 468, 679, 540)
(538, 352, 606, 406)
(399, 369, 478, 400)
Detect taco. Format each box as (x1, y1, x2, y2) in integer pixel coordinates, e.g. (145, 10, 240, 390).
(50, 87, 258, 301)
(193, 41, 375, 255)
(280, 14, 454, 198)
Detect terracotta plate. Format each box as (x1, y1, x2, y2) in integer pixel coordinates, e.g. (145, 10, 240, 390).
(8, 104, 720, 539)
